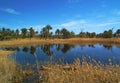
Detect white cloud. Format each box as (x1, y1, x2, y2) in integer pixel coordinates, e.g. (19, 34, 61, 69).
(33, 25, 45, 32)
(24, 20, 120, 34)
(52, 20, 120, 34)
(61, 20, 87, 27)
(0, 8, 20, 15)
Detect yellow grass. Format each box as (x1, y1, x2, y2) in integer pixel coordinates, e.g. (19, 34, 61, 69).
(40, 59, 120, 83)
(0, 50, 34, 83)
(0, 38, 120, 46)
(0, 50, 16, 83)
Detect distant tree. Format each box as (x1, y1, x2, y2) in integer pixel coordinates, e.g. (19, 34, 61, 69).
(70, 31, 75, 38)
(46, 25, 52, 38)
(115, 29, 120, 37)
(61, 28, 70, 39)
(40, 25, 53, 39)
(55, 29, 61, 38)
(90, 32, 96, 38)
(102, 29, 113, 38)
(21, 28, 27, 38)
(29, 27, 35, 39)
(15, 29, 19, 39)
(79, 32, 87, 38)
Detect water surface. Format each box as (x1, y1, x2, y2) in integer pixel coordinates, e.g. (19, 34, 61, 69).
(3, 44, 120, 67)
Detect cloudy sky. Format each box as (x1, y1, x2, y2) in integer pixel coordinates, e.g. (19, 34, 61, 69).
(0, 0, 120, 34)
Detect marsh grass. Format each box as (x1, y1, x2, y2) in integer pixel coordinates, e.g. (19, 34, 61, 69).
(0, 38, 120, 46)
(0, 50, 15, 82)
(40, 59, 120, 83)
(0, 50, 34, 83)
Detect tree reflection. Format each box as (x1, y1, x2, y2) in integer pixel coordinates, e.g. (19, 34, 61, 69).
(88, 44, 95, 48)
(22, 46, 29, 52)
(41, 44, 53, 56)
(56, 44, 63, 51)
(61, 44, 72, 53)
(56, 44, 75, 53)
(30, 46, 36, 54)
(103, 45, 112, 50)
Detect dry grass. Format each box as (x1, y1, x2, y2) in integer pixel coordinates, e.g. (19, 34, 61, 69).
(40, 59, 120, 83)
(0, 38, 120, 46)
(0, 50, 34, 83)
(0, 50, 16, 83)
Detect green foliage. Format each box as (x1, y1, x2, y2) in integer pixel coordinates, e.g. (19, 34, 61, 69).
(40, 25, 52, 39)
(115, 29, 120, 37)
(21, 28, 27, 38)
(102, 29, 113, 38)
(29, 27, 35, 39)
(0, 25, 120, 40)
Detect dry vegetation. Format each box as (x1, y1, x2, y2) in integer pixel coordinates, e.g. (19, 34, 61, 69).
(0, 38, 120, 46)
(40, 59, 120, 83)
(0, 50, 34, 83)
(0, 50, 16, 82)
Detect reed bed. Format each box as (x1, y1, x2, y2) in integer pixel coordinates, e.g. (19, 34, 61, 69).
(40, 59, 120, 83)
(0, 38, 120, 46)
(0, 50, 34, 83)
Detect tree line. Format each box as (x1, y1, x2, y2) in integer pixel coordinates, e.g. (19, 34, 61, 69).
(0, 25, 120, 40)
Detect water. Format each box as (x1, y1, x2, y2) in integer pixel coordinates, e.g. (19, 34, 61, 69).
(1, 44, 120, 66)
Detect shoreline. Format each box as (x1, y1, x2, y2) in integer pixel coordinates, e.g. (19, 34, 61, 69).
(0, 38, 120, 47)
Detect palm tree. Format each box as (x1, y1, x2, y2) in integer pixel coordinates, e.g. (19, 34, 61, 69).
(16, 29, 19, 39)
(21, 28, 27, 38)
(29, 27, 35, 39)
(55, 29, 60, 38)
(61, 28, 70, 38)
(40, 25, 53, 39)
(116, 29, 120, 37)
(46, 25, 52, 38)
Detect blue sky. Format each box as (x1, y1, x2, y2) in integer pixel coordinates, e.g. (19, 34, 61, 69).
(0, 0, 120, 34)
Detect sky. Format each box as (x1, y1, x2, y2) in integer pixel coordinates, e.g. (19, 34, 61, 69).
(0, 0, 120, 34)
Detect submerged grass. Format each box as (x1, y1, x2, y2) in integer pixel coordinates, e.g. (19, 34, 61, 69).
(40, 59, 120, 83)
(0, 38, 120, 46)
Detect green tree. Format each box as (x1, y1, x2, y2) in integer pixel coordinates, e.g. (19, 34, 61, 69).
(40, 25, 53, 39)
(29, 27, 35, 39)
(61, 28, 70, 39)
(21, 28, 27, 38)
(55, 29, 61, 38)
(70, 31, 75, 38)
(15, 29, 19, 39)
(115, 29, 120, 37)
(102, 29, 113, 38)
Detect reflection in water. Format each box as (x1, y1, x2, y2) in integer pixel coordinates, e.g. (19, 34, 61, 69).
(61, 44, 74, 53)
(88, 44, 95, 48)
(23, 46, 29, 53)
(56, 44, 63, 51)
(56, 44, 75, 53)
(5, 44, 120, 67)
(41, 44, 53, 56)
(30, 46, 36, 54)
(103, 45, 112, 50)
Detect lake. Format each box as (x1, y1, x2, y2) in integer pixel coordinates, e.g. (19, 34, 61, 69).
(1, 44, 119, 67)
